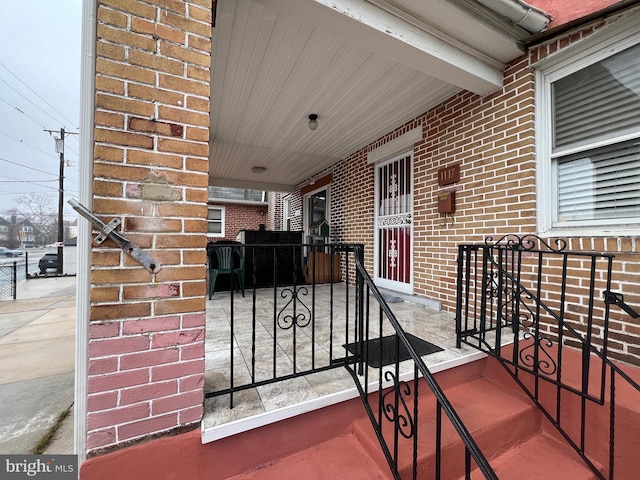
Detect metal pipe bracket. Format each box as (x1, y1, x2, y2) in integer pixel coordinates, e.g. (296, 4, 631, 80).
(69, 198, 161, 274)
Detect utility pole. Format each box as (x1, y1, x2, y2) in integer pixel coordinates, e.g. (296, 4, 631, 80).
(45, 127, 78, 275)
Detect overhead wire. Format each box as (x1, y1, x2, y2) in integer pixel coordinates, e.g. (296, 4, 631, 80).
(0, 173, 58, 185)
(0, 156, 58, 177)
(0, 64, 79, 214)
(0, 77, 65, 128)
(0, 97, 46, 129)
(0, 129, 59, 160)
(0, 61, 78, 128)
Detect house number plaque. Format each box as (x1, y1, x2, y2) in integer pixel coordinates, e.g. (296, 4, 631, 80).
(437, 163, 460, 186)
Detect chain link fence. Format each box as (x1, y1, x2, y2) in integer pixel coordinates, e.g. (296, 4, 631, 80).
(0, 261, 18, 300)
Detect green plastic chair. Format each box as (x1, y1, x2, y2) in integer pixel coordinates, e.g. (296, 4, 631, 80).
(208, 245, 245, 299)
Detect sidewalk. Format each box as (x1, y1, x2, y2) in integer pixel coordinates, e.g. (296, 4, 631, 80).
(0, 276, 76, 454)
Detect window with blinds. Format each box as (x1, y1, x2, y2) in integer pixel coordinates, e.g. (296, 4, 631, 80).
(207, 206, 225, 236)
(551, 42, 640, 225)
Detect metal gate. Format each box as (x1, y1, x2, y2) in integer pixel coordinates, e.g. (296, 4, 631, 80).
(374, 152, 413, 293)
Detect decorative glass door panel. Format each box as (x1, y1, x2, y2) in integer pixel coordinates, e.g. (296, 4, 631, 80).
(375, 153, 413, 293)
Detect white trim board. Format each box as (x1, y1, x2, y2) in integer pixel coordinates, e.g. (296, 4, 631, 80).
(367, 127, 422, 164)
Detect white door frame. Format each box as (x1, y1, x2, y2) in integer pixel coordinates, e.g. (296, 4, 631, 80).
(303, 185, 331, 237)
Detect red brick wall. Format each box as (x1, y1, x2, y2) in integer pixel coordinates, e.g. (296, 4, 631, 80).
(88, 0, 211, 453)
(297, 10, 640, 365)
(208, 203, 268, 242)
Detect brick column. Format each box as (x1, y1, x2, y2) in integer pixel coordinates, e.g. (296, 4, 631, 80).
(87, 0, 211, 453)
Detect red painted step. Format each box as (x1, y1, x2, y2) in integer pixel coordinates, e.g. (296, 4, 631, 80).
(225, 433, 392, 480)
(468, 431, 599, 480)
(352, 357, 598, 480)
(352, 373, 540, 478)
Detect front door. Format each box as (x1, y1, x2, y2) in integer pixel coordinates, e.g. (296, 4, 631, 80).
(374, 152, 413, 293)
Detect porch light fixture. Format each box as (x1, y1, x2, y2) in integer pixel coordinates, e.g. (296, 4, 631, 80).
(308, 114, 318, 131)
(251, 166, 266, 173)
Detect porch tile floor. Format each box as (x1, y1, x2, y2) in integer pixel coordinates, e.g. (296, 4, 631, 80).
(202, 283, 483, 439)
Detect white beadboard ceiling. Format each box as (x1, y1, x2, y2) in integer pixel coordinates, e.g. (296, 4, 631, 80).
(209, 0, 527, 192)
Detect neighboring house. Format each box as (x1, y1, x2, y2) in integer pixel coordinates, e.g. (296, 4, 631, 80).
(13, 217, 42, 246)
(78, 0, 640, 478)
(206, 186, 270, 242)
(0, 216, 47, 248)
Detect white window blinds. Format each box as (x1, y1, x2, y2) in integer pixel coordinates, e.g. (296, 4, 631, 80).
(553, 43, 640, 150)
(552, 43, 640, 225)
(207, 207, 223, 234)
(558, 140, 640, 221)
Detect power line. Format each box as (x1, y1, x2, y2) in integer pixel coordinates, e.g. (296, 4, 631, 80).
(0, 174, 58, 184)
(0, 129, 58, 160)
(0, 97, 46, 129)
(0, 61, 77, 128)
(0, 77, 67, 129)
(0, 155, 58, 177)
(65, 144, 80, 156)
(0, 191, 54, 195)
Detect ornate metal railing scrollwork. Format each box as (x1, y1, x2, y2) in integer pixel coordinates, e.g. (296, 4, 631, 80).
(277, 286, 311, 330)
(485, 271, 500, 299)
(484, 233, 567, 252)
(381, 371, 415, 440)
(347, 251, 498, 480)
(456, 235, 640, 480)
(518, 333, 558, 376)
(205, 243, 362, 409)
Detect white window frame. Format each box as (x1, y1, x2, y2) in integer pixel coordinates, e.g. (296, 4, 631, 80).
(535, 13, 640, 236)
(282, 195, 291, 231)
(207, 205, 225, 238)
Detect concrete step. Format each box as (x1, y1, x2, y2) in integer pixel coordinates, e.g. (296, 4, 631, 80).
(225, 433, 392, 480)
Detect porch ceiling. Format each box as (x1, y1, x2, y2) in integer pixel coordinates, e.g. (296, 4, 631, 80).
(209, 0, 528, 192)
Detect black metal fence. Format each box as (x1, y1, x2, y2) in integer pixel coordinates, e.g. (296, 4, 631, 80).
(204, 241, 496, 479)
(456, 234, 640, 479)
(204, 243, 364, 407)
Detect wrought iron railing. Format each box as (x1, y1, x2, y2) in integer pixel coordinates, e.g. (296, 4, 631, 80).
(349, 249, 497, 480)
(205, 243, 362, 407)
(456, 234, 640, 479)
(205, 241, 497, 479)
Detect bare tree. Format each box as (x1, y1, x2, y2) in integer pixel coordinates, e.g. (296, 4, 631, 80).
(11, 193, 58, 244)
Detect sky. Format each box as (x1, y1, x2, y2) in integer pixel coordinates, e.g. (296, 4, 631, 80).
(0, 0, 82, 220)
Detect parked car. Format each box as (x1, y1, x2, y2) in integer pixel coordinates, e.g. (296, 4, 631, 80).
(0, 246, 23, 257)
(38, 253, 59, 272)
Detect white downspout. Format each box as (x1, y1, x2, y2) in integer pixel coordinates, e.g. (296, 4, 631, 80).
(476, 0, 550, 34)
(75, 0, 96, 463)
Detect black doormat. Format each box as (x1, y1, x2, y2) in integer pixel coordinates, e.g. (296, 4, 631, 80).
(344, 333, 444, 368)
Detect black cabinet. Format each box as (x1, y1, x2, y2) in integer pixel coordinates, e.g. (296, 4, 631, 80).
(237, 230, 304, 287)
